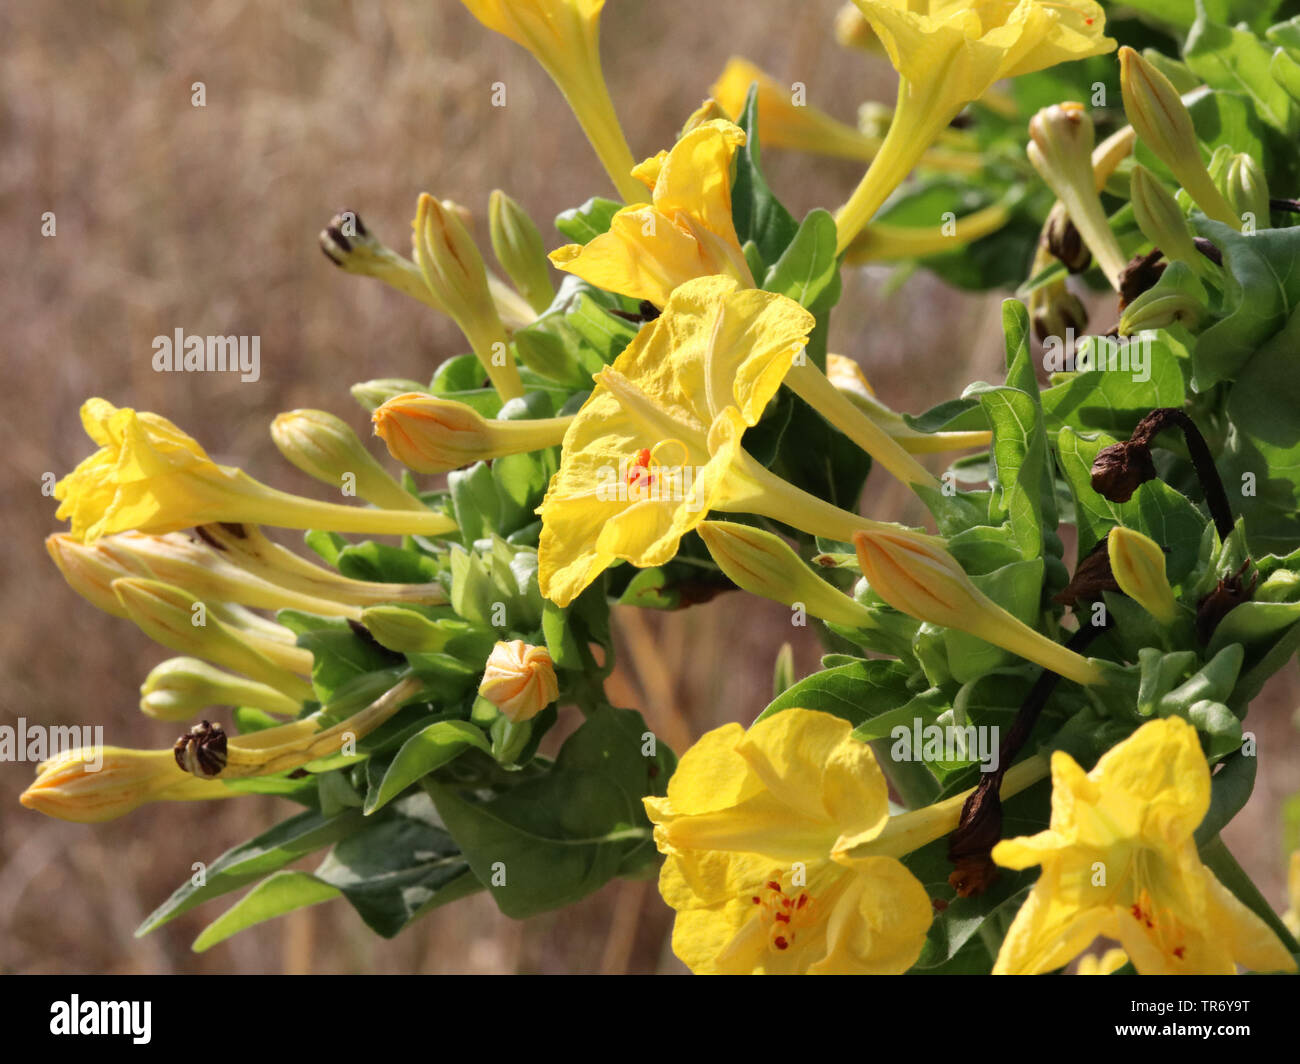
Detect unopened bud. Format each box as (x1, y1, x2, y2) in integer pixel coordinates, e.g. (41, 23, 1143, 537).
(111, 577, 314, 703)
(414, 193, 523, 400)
(1119, 47, 1239, 229)
(1129, 164, 1206, 274)
(1027, 103, 1127, 289)
(351, 378, 431, 413)
(1031, 281, 1089, 344)
(834, 3, 880, 52)
(852, 529, 1103, 686)
(1118, 287, 1205, 336)
(271, 408, 419, 511)
(1043, 204, 1091, 273)
(373, 393, 570, 474)
(698, 520, 877, 629)
(1107, 526, 1178, 625)
(489, 190, 554, 314)
(478, 640, 558, 723)
(1225, 153, 1270, 229)
(140, 656, 302, 720)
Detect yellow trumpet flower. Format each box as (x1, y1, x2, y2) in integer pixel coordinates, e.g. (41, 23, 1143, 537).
(993, 718, 1297, 974)
(458, 0, 643, 204)
(536, 277, 923, 606)
(643, 708, 933, 974)
(549, 120, 755, 308)
(54, 399, 457, 543)
(836, 0, 1115, 252)
(645, 707, 1049, 974)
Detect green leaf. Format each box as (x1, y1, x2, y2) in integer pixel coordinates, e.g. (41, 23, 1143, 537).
(761, 208, 841, 312)
(1187, 9, 1299, 136)
(1056, 426, 1208, 583)
(314, 791, 476, 937)
(732, 84, 800, 266)
(754, 658, 915, 727)
(363, 720, 492, 815)
(426, 705, 669, 918)
(192, 871, 341, 952)
(1189, 219, 1300, 390)
(136, 808, 367, 936)
(555, 196, 622, 243)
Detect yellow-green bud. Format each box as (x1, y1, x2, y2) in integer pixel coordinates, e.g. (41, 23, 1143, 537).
(852, 529, 1103, 686)
(1129, 163, 1208, 275)
(1119, 47, 1240, 229)
(1225, 153, 1270, 232)
(111, 577, 315, 702)
(140, 657, 303, 720)
(351, 379, 431, 413)
(489, 190, 554, 314)
(413, 193, 523, 401)
(1027, 102, 1128, 290)
(1108, 526, 1178, 624)
(271, 408, 420, 512)
(698, 520, 877, 629)
(1118, 288, 1205, 336)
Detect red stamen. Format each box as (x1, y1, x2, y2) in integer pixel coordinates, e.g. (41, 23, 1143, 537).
(773, 936, 789, 950)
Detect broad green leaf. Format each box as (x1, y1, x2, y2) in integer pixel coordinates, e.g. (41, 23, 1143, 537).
(1187, 9, 1299, 136)
(732, 85, 800, 266)
(555, 196, 622, 243)
(192, 871, 341, 953)
(754, 658, 916, 727)
(363, 720, 492, 815)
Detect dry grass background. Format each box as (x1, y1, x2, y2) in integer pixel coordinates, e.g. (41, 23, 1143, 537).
(1, 0, 1295, 974)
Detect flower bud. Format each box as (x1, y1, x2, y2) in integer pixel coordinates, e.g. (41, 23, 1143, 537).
(1119, 47, 1240, 229)
(1107, 526, 1178, 624)
(1129, 163, 1206, 274)
(1043, 203, 1091, 273)
(478, 640, 558, 723)
(373, 392, 570, 474)
(698, 520, 877, 629)
(112, 577, 314, 703)
(139, 656, 302, 720)
(679, 98, 731, 137)
(1225, 153, 1270, 231)
(852, 529, 1103, 686)
(45, 532, 133, 618)
(1027, 103, 1127, 289)
(20, 747, 228, 823)
(1031, 281, 1089, 345)
(271, 408, 419, 512)
(350, 379, 431, 413)
(489, 190, 554, 314)
(1117, 288, 1205, 336)
(835, 2, 881, 52)
(414, 193, 523, 400)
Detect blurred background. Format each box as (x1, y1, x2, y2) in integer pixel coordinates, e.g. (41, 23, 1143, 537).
(2, 0, 1296, 973)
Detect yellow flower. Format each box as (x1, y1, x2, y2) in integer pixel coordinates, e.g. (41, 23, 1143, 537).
(710, 57, 882, 162)
(54, 399, 458, 543)
(458, 0, 643, 204)
(643, 708, 933, 973)
(478, 640, 559, 722)
(536, 276, 916, 606)
(992, 718, 1297, 974)
(836, 0, 1115, 252)
(549, 120, 755, 307)
(1076, 947, 1127, 975)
